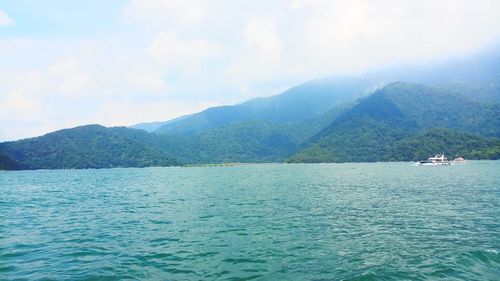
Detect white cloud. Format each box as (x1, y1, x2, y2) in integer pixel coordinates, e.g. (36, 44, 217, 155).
(93, 99, 219, 127)
(245, 19, 283, 62)
(49, 58, 77, 75)
(147, 30, 219, 71)
(132, 71, 167, 93)
(0, 88, 47, 140)
(0, 10, 15, 27)
(122, 0, 204, 28)
(1, 89, 41, 121)
(2, 0, 500, 141)
(296, 0, 500, 74)
(290, 0, 313, 10)
(59, 73, 88, 96)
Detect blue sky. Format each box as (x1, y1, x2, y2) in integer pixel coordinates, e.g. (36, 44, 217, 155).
(1, 0, 500, 141)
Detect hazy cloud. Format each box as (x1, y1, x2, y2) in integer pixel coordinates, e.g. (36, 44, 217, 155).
(132, 71, 167, 93)
(49, 58, 77, 76)
(59, 73, 88, 96)
(1, 0, 500, 140)
(245, 19, 283, 63)
(147, 30, 219, 72)
(0, 9, 15, 26)
(122, 0, 204, 28)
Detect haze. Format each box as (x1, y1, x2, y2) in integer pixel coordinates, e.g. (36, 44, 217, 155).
(1, 0, 500, 141)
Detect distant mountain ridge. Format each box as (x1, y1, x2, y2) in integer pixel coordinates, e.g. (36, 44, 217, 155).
(288, 82, 500, 163)
(0, 125, 179, 169)
(1, 46, 500, 169)
(151, 76, 377, 135)
(131, 44, 500, 136)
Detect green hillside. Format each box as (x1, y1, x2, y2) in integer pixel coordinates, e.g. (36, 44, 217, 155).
(387, 128, 500, 161)
(133, 45, 500, 135)
(288, 82, 500, 163)
(0, 125, 180, 169)
(153, 76, 374, 135)
(2, 81, 499, 169)
(0, 153, 21, 170)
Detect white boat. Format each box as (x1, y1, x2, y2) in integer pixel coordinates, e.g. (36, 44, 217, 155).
(418, 154, 451, 166)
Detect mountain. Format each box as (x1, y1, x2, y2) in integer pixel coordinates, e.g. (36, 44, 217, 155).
(130, 114, 194, 132)
(131, 44, 500, 136)
(2, 81, 498, 169)
(3, 46, 500, 169)
(146, 101, 355, 164)
(0, 152, 21, 170)
(288, 82, 500, 163)
(137, 121, 310, 164)
(0, 125, 180, 169)
(388, 128, 500, 161)
(130, 121, 171, 133)
(0, 105, 349, 169)
(152, 76, 377, 135)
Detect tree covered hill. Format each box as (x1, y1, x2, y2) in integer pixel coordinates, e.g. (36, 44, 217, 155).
(148, 76, 376, 135)
(3, 79, 500, 170)
(288, 82, 500, 163)
(0, 125, 180, 169)
(132, 44, 500, 135)
(0, 153, 21, 170)
(0, 100, 355, 169)
(1, 81, 499, 170)
(387, 128, 500, 161)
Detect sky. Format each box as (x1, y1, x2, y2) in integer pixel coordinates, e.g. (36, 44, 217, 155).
(1, 0, 500, 141)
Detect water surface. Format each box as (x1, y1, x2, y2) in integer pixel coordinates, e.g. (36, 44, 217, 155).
(1, 162, 499, 280)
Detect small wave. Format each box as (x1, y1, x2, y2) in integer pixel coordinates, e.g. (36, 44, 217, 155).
(222, 257, 267, 265)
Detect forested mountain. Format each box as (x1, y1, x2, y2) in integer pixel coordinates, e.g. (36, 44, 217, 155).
(151, 76, 375, 135)
(2, 47, 500, 170)
(387, 128, 500, 161)
(131, 114, 194, 132)
(0, 125, 179, 169)
(2, 80, 499, 170)
(0, 117, 340, 169)
(0, 153, 21, 170)
(288, 82, 500, 163)
(131, 45, 500, 135)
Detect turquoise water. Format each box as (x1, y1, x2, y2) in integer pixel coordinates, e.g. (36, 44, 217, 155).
(1, 162, 499, 280)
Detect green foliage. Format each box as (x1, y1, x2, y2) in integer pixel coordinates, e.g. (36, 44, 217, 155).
(387, 128, 500, 161)
(378, 82, 500, 137)
(286, 145, 336, 163)
(151, 120, 314, 164)
(153, 77, 371, 135)
(1, 82, 499, 169)
(0, 153, 21, 170)
(289, 82, 500, 163)
(0, 125, 179, 169)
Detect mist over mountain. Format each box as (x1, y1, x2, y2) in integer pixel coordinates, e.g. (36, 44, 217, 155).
(289, 82, 500, 163)
(1, 46, 499, 170)
(129, 44, 500, 136)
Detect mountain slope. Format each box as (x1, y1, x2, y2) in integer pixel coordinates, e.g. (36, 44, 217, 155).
(153, 76, 377, 135)
(289, 82, 500, 163)
(148, 121, 313, 164)
(0, 125, 180, 169)
(151, 101, 356, 163)
(4, 46, 500, 169)
(0, 153, 21, 170)
(388, 128, 500, 161)
(364, 82, 500, 137)
(130, 114, 194, 132)
(137, 45, 500, 136)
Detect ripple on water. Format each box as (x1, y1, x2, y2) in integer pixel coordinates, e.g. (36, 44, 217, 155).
(0, 162, 499, 280)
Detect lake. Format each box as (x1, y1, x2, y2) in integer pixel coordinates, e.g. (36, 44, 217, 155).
(1, 162, 499, 280)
